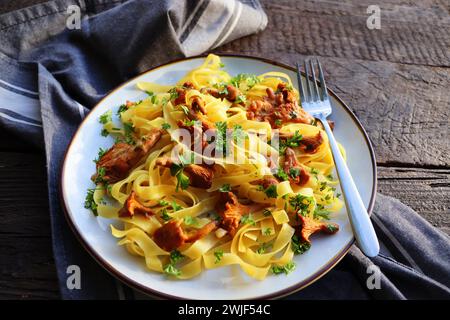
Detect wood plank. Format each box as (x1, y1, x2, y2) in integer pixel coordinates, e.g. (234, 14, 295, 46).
(377, 166, 450, 234)
(0, 152, 59, 299)
(251, 0, 450, 67)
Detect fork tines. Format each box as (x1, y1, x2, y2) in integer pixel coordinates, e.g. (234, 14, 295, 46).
(296, 59, 329, 103)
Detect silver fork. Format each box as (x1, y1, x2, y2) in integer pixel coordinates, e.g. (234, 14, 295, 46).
(297, 59, 379, 257)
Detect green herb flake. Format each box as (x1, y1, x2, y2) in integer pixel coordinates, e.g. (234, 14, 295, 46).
(163, 263, 181, 277)
(99, 110, 112, 124)
(271, 261, 296, 275)
(219, 184, 231, 192)
(241, 213, 256, 226)
(162, 123, 171, 130)
(214, 250, 224, 264)
(264, 185, 278, 199)
(84, 188, 98, 216)
(291, 235, 311, 255)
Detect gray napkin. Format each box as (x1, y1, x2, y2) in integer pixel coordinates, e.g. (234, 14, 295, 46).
(0, 0, 448, 300)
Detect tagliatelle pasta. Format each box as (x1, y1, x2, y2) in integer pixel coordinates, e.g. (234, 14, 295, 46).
(85, 54, 345, 280)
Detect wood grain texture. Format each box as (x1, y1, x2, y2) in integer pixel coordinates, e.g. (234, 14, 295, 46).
(0, 153, 59, 299)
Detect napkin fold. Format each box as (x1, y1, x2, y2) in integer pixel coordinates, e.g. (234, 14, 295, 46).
(0, 0, 448, 299)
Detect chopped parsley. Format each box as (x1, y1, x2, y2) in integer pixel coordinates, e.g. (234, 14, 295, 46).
(123, 122, 136, 145)
(289, 168, 300, 179)
(219, 184, 231, 192)
(169, 250, 184, 264)
(310, 168, 319, 175)
(162, 123, 171, 130)
(215, 121, 228, 155)
(232, 124, 247, 145)
(263, 228, 272, 236)
(99, 110, 112, 124)
(93, 148, 107, 163)
(94, 167, 106, 184)
(326, 224, 339, 232)
(271, 261, 296, 275)
(289, 194, 313, 216)
(264, 185, 278, 199)
(183, 216, 198, 226)
(151, 94, 158, 105)
(214, 250, 224, 264)
(241, 213, 256, 226)
(160, 208, 172, 221)
(158, 200, 169, 206)
(170, 162, 190, 192)
(163, 263, 181, 277)
(276, 167, 289, 181)
(230, 74, 260, 89)
(235, 94, 246, 104)
(257, 242, 272, 254)
(117, 104, 127, 116)
(291, 235, 311, 255)
(274, 119, 283, 127)
(313, 204, 331, 220)
(101, 128, 109, 137)
(168, 87, 179, 100)
(171, 201, 183, 211)
(84, 188, 98, 216)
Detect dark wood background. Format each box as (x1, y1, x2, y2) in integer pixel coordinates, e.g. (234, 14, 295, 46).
(0, 0, 449, 299)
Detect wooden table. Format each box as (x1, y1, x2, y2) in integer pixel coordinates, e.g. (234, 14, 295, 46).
(0, 0, 448, 299)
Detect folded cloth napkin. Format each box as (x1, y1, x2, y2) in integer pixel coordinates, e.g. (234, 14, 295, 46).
(0, 0, 448, 300)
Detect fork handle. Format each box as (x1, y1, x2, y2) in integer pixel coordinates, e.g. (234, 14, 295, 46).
(318, 115, 379, 257)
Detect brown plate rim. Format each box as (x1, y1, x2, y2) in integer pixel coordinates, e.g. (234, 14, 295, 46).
(60, 53, 377, 300)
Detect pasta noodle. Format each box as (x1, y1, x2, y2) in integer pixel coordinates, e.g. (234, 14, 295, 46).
(86, 54, 344, 280)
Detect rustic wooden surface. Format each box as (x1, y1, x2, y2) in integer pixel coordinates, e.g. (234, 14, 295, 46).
(0, 0, 448, 299)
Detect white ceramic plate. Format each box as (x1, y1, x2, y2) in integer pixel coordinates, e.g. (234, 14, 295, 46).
(61, 55, 377, 300)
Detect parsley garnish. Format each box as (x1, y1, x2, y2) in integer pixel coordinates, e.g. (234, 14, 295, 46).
(313, 204, 331, 220)
(163, 264, 181, 277)
(219, 184, 231, 192)
(160, 208, 172, 221)
(183, 216, 198, 226)
(289, 194, 313, 216)
(84, 188, 98, 216)
(272, 261, 296, 275)
(215, 121, 228, 155)
(117, 104, 127, 116)
(263, 228, 272, 236)
(241, 213, 256, 226)
(162, 123, 171, 130)
(123, 122, 136, 145)
(99, 110, 112, 124)
(170, 162, 190, 192)
(291, 235, 311, 255)
(276, 167, 289, 181)
(232, 124, 247, 145)
(101, 128, 109, 137)
(264, 185, 278, 199)
(214, 250, 224, 263)
(93, 148, 107, 163)
(159, 200, 169, 206)
(289, 168, 300, 179)
(168, 87, 179, 100)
